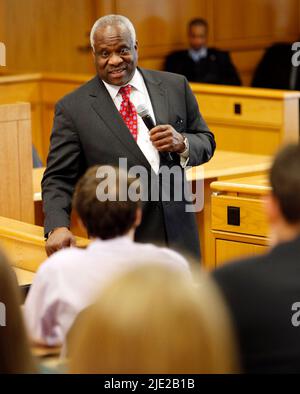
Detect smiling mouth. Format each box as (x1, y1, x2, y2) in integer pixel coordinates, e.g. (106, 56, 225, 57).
(109, 67, 127, 75)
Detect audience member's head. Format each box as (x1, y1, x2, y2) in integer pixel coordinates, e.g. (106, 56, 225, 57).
(73, 166, 142, 240)
(69, 264, 238, 373)
(0, 249, 36, 373)
(188, 18, 208, 51)
(265, 144, 300, 245)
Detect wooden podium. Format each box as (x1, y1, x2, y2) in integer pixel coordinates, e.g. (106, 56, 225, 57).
(0, 103, 34, 223)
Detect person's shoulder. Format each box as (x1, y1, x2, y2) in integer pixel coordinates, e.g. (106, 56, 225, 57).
(136, 242, 189, 269)
(36, 246, 86, 277)
(212, 252, 270, 286)
(208, 47, 227, 54)
(166, 50, 189, 59)
(56, 75, 99, 107)
(207, 47, 231, 59)
(140, 67, 187, 84)
(266, 42, 292, 54)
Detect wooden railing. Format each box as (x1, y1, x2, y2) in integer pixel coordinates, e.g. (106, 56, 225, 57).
(0, 216, 89, 273)
(0, 73, 299, 163)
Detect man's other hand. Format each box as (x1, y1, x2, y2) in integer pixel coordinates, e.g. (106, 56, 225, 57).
(45, 227, 76, 257)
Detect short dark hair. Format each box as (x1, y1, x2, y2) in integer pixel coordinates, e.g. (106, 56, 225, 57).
(270, 144, 300, 224)
(188, 18, 208, 32)
(73, 166, 140, 239)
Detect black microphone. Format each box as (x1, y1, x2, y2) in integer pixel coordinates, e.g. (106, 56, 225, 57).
(136, 104, 172, 162)
(136, 104, 156, 130)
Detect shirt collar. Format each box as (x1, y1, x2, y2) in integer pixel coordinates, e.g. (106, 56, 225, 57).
(87, 235, 134, 250)
(188, 47, 208, 62)
(102, 68, 144, 100)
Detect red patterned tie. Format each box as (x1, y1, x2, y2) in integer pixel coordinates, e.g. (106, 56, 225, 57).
(118, 85, 138, 141)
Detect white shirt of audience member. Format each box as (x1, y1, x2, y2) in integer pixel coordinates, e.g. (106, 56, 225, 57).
(24, 236, 189, 346)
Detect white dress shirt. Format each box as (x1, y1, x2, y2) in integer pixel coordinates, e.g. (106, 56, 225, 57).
(103, 69, 189, 173)
(188, 47, 208, 63)
(24, 236, 189, 346)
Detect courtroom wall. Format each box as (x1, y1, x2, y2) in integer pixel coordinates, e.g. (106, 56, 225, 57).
(1, 0, 299, 84)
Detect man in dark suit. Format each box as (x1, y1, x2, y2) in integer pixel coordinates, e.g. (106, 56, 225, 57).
(42, 15, 216, 259)
(165, 18, 241, 86)
(212, 144, 300, 373)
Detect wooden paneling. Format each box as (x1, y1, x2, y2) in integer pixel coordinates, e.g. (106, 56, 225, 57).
(215, 238, 268, 265)
(115, 0, 208, 56)
(1, 0, 300, 84)
(211, 195, 269, 237)
(209, 125, 281, 154)
(187, 150, 272, 181)
(0, 103, 34, 224)
(2, 0, 96, 74)
(211, 174, 271, 267)
(94, 0, 115, 16)
(211, 0, 299, 48)
(0, 74, 297, 163)
(231, 49, 265, 86)
(192, 84, 300, 155)
(198, 95, 283, 126)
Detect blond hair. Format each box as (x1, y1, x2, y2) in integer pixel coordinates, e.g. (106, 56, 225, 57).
(69, 264, 238, 373)
(0, 249, 36, 373)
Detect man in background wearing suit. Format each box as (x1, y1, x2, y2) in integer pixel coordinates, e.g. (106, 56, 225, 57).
(42, 15, 215, 259)
(165, 18, 241, 86)
(213, 144, 300, 373)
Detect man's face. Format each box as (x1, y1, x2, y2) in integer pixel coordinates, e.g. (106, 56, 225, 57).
(92, 24, 138, 86)
(188, 25, 207, 51)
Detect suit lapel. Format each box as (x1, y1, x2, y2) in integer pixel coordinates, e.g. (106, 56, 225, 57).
(138, 68, 171, 168)
(89, 76, 151, 170)
(139, 68, 169, 125)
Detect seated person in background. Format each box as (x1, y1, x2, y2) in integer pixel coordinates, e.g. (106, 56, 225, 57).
(212, 144, 300, 374)
(0, 249, 36, 373)
(252, 43, 300, 90)
(165, 18, 241, 86)
(68, 264, 238, 374)
(24, 166, 189, 347)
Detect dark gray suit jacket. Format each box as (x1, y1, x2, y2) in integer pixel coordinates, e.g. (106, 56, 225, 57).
(42, 68, 216, 260)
